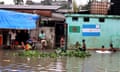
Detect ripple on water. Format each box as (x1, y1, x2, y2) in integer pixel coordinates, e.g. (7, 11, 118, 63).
(47, 68, 66, 72)
(3, 69, 21, 72)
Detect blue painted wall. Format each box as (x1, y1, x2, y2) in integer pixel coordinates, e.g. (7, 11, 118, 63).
(65, 14, 120, 49)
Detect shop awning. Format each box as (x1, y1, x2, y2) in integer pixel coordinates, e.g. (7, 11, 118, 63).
(0, 9, 39, 29)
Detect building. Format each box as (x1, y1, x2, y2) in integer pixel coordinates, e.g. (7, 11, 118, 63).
(65, 14, 120, 49)
(90, 0, 110, 15)
(0, 5, 66, 48)
(108, 0, 120, 15)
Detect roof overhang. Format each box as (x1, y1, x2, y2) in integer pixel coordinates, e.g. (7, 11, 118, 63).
(41, 13, 65, 21)
(0, 5, 61, 10)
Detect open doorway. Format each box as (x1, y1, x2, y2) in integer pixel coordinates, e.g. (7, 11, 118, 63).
(39, 20, 67, 48)
(55, 22, 67, 48)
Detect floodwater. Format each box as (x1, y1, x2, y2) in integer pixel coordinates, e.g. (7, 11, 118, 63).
(0, 50, 120, 72)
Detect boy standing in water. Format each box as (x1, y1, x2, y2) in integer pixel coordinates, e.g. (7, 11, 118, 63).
(101, 45, 105, 51)
(109, 43, 116, 52)
(39, 30, 47, 49)
(60, 36, 65, 52)
(82, 39, 86, 51)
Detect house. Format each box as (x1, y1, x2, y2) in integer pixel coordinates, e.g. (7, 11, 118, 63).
(108, 0, 120, 15)
(65, 14, 120, 49)
(0, 5, 66, 49)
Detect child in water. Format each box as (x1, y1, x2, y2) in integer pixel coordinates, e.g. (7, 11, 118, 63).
(75, 41, 81, 50)
(82, 39, 86, 51)
(109, 43, 116, 52)
(101, 45, 105, 51)
(24, 39, 32, 51)
(60, 36, 65, 52)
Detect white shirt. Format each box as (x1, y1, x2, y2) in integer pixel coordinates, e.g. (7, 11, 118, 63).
(9, 31, 16, 40)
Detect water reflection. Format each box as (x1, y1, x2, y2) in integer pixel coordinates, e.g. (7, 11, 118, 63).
(0, 50, 120, 72)
(47, 57, 66, 72)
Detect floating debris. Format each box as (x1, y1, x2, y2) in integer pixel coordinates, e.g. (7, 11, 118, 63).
(17, 50, 91, 58)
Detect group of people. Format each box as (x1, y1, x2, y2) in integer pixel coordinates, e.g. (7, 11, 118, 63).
(75, 39, 86, 52)
(101, 43, 117, 52)
(9, 29, 117, 52)
(75, 39, 117, 53)
(9, 30, 30, 50)
(9, 29, 48, 50)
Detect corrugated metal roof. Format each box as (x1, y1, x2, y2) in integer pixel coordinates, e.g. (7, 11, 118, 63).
(65, 14, 120, 19)
(41, 17, 64, 21)
(0, 5, 61, 10)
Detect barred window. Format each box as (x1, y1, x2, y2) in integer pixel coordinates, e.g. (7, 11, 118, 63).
(72, 17, 78, 21)
(84, 17, 89, 22)
(99, 18, 105, 22)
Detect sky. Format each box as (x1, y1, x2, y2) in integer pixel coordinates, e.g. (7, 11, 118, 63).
(0, 0, 89, 6)
(0, 0, 111, 6)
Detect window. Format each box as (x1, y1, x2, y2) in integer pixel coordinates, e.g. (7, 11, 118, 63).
(84, 17, 89, 22)
(72, 17, 78, 21)
(99, 18, 105, 22)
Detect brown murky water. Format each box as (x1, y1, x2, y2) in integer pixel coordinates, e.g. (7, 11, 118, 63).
(0, 50, 120, 72)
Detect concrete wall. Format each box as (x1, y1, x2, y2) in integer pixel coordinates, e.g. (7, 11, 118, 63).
(65, 14, 120, 49)
(30, 27, 55, 49)
(39, 27, 55, 49)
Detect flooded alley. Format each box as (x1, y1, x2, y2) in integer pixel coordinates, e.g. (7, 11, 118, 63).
(0, 50, 120, 72)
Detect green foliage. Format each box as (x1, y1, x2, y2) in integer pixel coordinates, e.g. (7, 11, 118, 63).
(0, 1, 4, 4)
(13, 0, 23, 5)
(17, 50, 91, 58)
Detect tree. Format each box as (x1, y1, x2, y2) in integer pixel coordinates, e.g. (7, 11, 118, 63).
(81, 1, 91, 10)
(0, 1, 4, 4)
(42, 0, 52, 5)
(26, 0, 34, 5)
(72, 0, 79, 13)
(13, 0, 23, 5)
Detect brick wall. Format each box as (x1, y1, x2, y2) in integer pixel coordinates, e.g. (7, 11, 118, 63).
(90, 1, 109, 15)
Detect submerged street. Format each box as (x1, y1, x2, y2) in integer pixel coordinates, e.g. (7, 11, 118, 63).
(0, 0, 120, 72)
(0, 50, 119, 72)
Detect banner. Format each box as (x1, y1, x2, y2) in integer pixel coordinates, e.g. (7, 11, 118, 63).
(82, 24, 100, 36)
(69, 26, 80, 33)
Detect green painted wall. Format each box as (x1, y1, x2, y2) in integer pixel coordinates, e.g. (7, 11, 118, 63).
(65, 14, 120, 49)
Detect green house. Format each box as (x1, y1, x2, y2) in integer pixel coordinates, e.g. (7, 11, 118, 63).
(65, 14, 120, 49)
